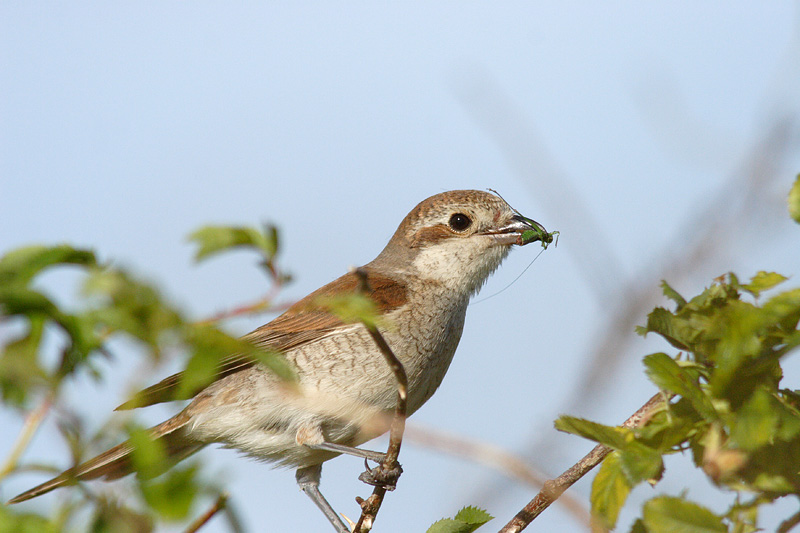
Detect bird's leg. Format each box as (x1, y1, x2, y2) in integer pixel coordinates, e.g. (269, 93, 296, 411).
(297, 424, 402, 491)
(304, 441, 386, 463)
(296, 423, 388, 464)
(306, 443, 403, 490)
(296, 465, 351, 533)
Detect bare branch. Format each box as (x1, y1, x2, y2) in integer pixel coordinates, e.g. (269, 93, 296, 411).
(498, 392, 671, 533)
(184, 493, 229, 533)
(777, 508, 800, 533)
(195, 294, 293, 326)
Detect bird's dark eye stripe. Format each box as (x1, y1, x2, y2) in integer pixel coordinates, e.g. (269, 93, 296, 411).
(448, 213, 472, 231)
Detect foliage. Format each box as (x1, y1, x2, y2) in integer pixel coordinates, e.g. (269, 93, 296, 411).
(427, 506, 494, 533)
(556, 271, 800, 531)
(0, 224, 287, 531)
(188, 223, 289, 284)
(789, 173, 800, 224)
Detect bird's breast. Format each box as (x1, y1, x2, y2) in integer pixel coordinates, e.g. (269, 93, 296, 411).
(385, 286, 469, 414)
(279, 285, 469, 426)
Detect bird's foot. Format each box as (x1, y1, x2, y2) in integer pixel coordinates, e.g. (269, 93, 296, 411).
(358, 459, 403, 491)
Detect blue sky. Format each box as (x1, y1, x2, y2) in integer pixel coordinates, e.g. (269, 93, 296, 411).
(2, 3, 799, 532)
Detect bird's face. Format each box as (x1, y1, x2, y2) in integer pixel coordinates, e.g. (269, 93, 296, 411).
(370, 190, 544, 296)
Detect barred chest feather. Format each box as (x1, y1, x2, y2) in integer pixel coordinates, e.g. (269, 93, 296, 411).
(286, 284, 469, 418)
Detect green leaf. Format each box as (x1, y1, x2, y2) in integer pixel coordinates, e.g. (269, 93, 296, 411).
(762, 288, 800, 336)
(0, 245, 96, 287)
(730, 388, 778, 451)
(642, 496, 727, 533)
(83, 269, 183, 353)
(788, 174, 800, 224)
(620, 442, 664, 484)
(557, 415, 664, 486)
(453, 506, 493, 527)
(591, 451, 632, 530)
(661, 280, 687, 310)
(316, 293, 383, 329)
(188, 225, 278, 263)
(644, 353, 717, 420)
(0, 318, 48, 406)
(773, 391, 800, 441)
(748, 471, 795, 493)
(178, 326, 296, 402)
(128, 426, 169, 480)
(740, 271, 787, 298)
(0, 285, 103, 379)
(708, 300, 781, 405)
(0, 286, 59, 317)
(426, 520, 477, 533)
(426, 506, 493, 533)
(138, 465, 199, 521)
(554, 416, 632, 449)
(0, 506, 61, 533)
(639, 308, 690, 350)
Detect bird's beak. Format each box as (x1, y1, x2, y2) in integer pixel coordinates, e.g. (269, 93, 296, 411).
(486, 214, 548, 246)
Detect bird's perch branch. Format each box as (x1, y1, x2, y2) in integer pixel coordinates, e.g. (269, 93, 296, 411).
(353, 268, 408, 532)
(499, 392, 672, 533)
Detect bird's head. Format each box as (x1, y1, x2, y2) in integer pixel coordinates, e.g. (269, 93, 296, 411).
(370, 190, 547, 296)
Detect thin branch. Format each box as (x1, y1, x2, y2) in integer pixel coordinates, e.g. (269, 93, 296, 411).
(195, 263, 293, 326)
(778, 509, 800, 533)
(184, 493, 229, 533)
(194, 296, 292, 326)
(183, 493, 229, 533)
(0, 394, 53, 482)
(404, 424, 590, 527)
(498, 392, 671, 533)
(352, 268, 408, 533)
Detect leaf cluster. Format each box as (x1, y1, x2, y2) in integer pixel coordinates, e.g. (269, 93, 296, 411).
(1, 223, 288, 531)
(556, 272, 800, 531)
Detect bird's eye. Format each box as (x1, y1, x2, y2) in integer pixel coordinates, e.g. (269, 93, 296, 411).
(448, 213, 472, 232)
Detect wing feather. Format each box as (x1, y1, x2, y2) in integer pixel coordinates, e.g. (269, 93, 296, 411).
(115, 268, 407, 410)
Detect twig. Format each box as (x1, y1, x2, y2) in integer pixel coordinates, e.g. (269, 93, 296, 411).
(0, 395, 53, 481)
(352, 268, 408, 533)
(184, 493, 228, 533)
(194, 296, 292, 326)
(403, 424, 590, 527)
(498, 392, 671, 533)
(778, 509, 800, 533)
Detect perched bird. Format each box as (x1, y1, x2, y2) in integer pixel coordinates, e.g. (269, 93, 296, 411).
(9, 189, 547, 532)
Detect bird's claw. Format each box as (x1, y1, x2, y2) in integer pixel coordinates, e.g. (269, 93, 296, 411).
(358, 458, 403, 490)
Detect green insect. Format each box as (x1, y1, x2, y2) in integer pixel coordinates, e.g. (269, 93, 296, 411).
(488, 189, 559, 249)
(518, 224, 559, 249)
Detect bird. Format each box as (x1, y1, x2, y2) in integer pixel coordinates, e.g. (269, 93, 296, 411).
(9, 189, 548, 532)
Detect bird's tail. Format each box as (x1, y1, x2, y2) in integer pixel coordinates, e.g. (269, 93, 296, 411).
(8, 411, 202, 504)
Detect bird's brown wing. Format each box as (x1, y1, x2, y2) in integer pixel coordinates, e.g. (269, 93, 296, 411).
(8, 410, 199, 503)
(115, 268, 408, 410)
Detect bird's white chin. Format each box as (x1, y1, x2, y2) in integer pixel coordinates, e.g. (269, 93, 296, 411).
(412, 236, 513, 296)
